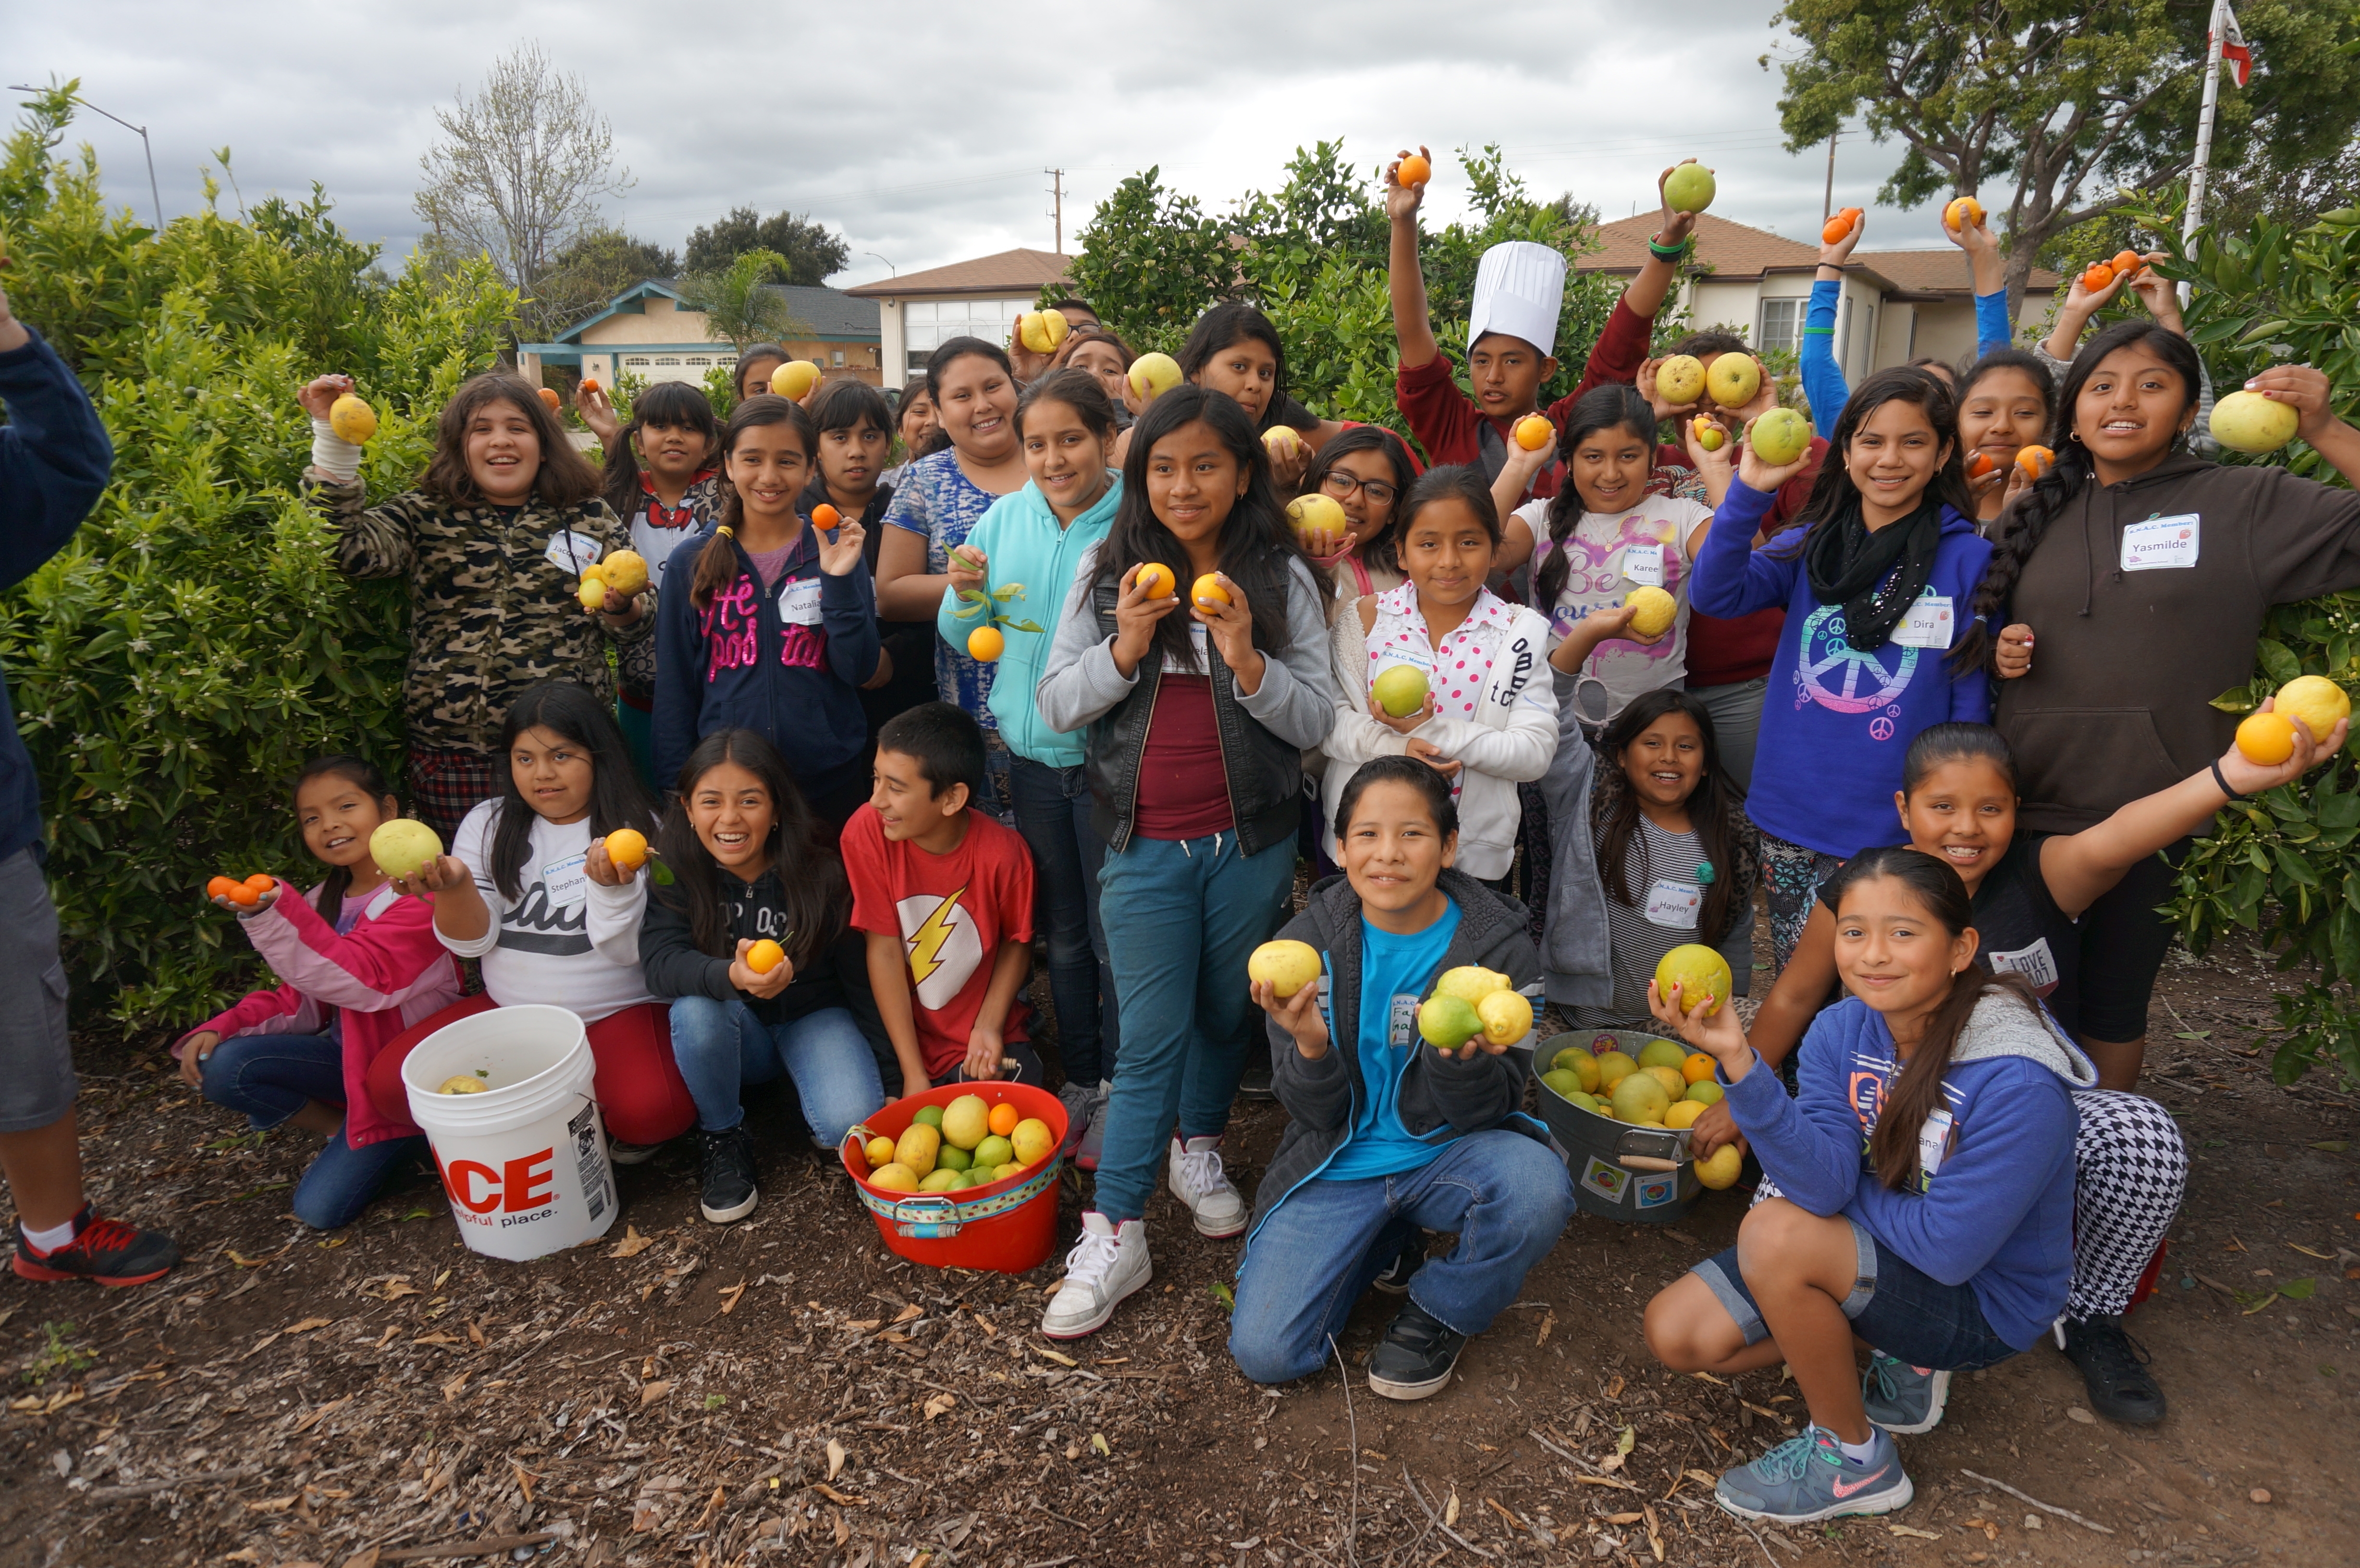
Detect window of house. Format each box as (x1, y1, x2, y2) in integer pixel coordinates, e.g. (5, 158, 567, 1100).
(685, 356, 711, 368)
(1758, 298, 1802, 355)
(625, 356, 651, 368)
(654, 356, 680, 366)
(832, 350, 845, 366)
(905, 296, 1032, 375)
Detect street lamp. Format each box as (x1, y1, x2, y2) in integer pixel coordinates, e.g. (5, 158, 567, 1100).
(865, 251, 896, 277)
(10, 85, 162, 232)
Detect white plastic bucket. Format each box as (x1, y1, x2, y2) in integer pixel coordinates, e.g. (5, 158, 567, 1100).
(402, 1004, 618, 1261)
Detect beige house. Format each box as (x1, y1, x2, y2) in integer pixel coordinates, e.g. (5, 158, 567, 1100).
(1579, 214, 2060, 376)
(516, 281, 884, 390)
(847, 248, 1075, 386)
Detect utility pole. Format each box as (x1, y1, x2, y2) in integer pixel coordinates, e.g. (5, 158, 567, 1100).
(12, 84, 161, 231)
(1822, 129, 1838, 224)
(1046, 168, 1065, 255)
(2180, 0, 2229, 306)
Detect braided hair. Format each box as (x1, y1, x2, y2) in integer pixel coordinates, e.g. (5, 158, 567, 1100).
(1954, 320, 2203, 671)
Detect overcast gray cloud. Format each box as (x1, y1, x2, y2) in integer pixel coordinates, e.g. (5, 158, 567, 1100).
(21, 1, 1942, 291)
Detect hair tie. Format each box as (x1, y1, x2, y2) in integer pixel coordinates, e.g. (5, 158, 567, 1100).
(716, 524, 735, 539)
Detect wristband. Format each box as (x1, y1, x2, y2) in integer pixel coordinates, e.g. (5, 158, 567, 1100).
(2210, 759, 2249, 802)
(1801, 327, 1834, 337)
(309, 417, 363, 484)
(1647, 233, 1692, 261)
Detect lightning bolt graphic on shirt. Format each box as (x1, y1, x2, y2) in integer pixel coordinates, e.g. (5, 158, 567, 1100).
(905, 885, 968, 987)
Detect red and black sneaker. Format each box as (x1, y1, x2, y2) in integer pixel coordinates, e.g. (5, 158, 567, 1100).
(13, 1207, 180, 1286)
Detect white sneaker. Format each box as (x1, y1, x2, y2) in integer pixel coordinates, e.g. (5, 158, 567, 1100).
(607, 1137, 661, 1166)
(1167, 1134, 1249, 1238)
(1040, 1213, 1152, 1338)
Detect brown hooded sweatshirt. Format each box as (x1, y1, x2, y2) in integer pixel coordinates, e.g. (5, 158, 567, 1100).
(1995, 454, 2360, 833)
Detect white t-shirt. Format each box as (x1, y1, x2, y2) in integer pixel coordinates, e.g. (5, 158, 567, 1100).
(443, 800, 657, 1023)
(1518, 495, 1712, 720)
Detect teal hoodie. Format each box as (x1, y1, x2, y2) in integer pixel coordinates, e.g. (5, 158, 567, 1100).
(935, 474, 1122, 768)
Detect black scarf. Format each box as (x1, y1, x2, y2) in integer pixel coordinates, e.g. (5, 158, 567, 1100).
(1802, 494, 1944, 651)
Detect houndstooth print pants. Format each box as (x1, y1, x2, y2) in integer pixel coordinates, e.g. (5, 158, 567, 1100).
(2065, 1089, 2187, 1320)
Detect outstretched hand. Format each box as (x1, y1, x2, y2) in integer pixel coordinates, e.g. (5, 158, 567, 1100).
(1251, 978, 1329, 1060)
(1647, 980, 1749, 1078)
(2219, 694, 2350, 795)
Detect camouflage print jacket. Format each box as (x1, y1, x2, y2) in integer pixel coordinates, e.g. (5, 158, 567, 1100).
(311, 477, 657, 753)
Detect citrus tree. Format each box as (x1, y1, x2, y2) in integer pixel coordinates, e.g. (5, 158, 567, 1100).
(2139, 198, 2360, 1085)
(0, 85, 514, 1026)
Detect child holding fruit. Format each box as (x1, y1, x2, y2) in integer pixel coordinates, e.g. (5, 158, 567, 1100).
(934, 368, 1126, 1156)
(803, 379, 937, 744)
(1295, 427, 1418, 600)
(733, 344, 790, 401)
(1688, 368, 1993, 970)
(177, 757, 463, 1230)
(1322, 467, 1556, 885)
(1971, 322, 2360, 1086)
(1233, 756, 1575, 1399)
(654, 395, 882, 832)
(1949, 351, 2053, 528)
(1643, 847, 2088, 1527)
(640, 729, 885, 1225)
(1034, 385, 1338, 1337)
(845, 703, 1043, 1101)
(367, 681, 695, 1161)
(297, 371, 654, 844)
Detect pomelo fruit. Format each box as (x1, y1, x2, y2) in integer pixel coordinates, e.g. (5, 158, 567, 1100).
(1748, 407, 1811, 466)
(919, 1167, 963, 1193)
(864, 1136, 896, 1168)
(1625, 586, 1675, 638)
(1637, 1038, 1689, 1072)
(1417, 993, 1484, 1051)
(1018, 310, 1070, 354)
(1695, 1144, 1743, 1190)
(1372, 665, 1429, 718)
(772, 360, 824, 400)
(1248, 938, 1322, 999)
(936, 1144, 973, 1173)
(974, 1134, 1015, 1170)
(1684, 1078, 1724, 1105)
(1656, 943, 1733, 1017)
(1477, 989, 1533, 1047)
(1663, 1099, 1707, 1130)
(869, 1163, 919, 1193)
(1682, 1052, 1717, 1084)
(329, 392, 378, 444)
(1285, 492, 1348, 540)
(2210, 390, 2299, 455)
(941, 1094, 991, 1151)
(1663, 164, 1716, 213)
(1134, 562, 1176, 600)
(1655, 355, 1706, 406)
(2275, 675, 2350, 741)
(1128, 352, 1183, 402)
(1644, 1064, 1687, 1097)
(1435, 966, 1511, 1004)
(599, 549, 649, 597)
(1512, 414, 1554, 452)
(1706, 354, 1761, 409)
(895, 1123, 941, 1176)
(370, 819, 442, 880)
(1549, 1045, 1601, 1092)
(1596, 1051, 1639, 1089)
(1009, 1118, 1055, 1166)
(2236, 710, 2297, 766)
(1610, 1072, 1671, 1124)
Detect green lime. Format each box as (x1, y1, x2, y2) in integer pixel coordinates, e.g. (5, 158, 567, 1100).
(913, 1104, 945, 1129)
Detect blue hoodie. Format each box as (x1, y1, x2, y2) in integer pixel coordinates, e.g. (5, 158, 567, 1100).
(1724, 991, 2091, 1353)
(934, 475, 1120, 769)
(654, 522, 881, 795)
(1690, 480, 1991, 857)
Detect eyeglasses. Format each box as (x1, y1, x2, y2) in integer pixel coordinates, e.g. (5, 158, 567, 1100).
(1319, 470, 1399, 506)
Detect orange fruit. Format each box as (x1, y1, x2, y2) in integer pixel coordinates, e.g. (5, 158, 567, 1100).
(228, 883, 261, 907)
(206, 875, 237, 899)
(604, 828, 649, 870)
(580, 377, 600, 395)
(1682, 1052, 1717, 1085)
(1133, 562, 1176, 600)
(1967, 450, 1997, 478)
(245, 874, 276, 892)
(968, 625, 1005, 662)
(2081, 261, 2115, 293)
(812, 503, 841, 529)
(746, 938, 787, 974)
(987, 1102, 1020, 1138)
(2235, 711, 2298, 767)
(2111, 249, 2142, 277)
(1512, 414, 1554, 452)
(1192, 573, 1230, 609)
(1397, 153, 1431, 188)
(1943, 196, 1983, 232)
(538, 386, 562, 411)
(2016, 444, 2055, 479)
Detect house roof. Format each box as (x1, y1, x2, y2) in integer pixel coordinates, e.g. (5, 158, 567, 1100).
(845, 248, 1074, 298)
(535, 280, 879, 348)
(1579, 214, 2056, 294)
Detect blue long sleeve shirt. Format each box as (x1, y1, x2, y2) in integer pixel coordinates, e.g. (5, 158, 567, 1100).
(1688, 479, 1992, 856)
(0, 328, 114, 862)
(1800, 278, 2016, 439)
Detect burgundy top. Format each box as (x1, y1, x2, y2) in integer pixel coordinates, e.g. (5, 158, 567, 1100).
(1133, 674, 1234, 840)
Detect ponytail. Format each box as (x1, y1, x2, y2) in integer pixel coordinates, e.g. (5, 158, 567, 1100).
(694, 394, 817, 612)
(293, 755, 397, 919)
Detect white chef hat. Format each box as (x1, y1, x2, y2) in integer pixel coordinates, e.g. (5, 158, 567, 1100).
(1467, 241, 1566, 358)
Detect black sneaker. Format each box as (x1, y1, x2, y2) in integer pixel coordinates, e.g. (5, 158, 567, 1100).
(698, 1126, 760, 1224)
(2055, 1313, 2166, 1425)
(1367, 1300, 1465, 1401)
(13, 1207, 179, 1287)
(1371, 1240, 1425, 1296)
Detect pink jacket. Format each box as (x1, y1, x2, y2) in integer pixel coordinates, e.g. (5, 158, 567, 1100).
(178, 882, 463, 1147)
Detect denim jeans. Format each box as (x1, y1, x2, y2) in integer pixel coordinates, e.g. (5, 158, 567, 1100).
(1695, 1221, 2022, 1371)
(200, 1032, 425, 1231)
(1229, 1130, 1577, 1384)
(667, 996, 885, 1150)
(1006, 755, 1116, 1090)
(1092, 830, 1295, 1222)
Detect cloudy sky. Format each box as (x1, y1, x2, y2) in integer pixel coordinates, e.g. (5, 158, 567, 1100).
(20, 0, 1942, 289)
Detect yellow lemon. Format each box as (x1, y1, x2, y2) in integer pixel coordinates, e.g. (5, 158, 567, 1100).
(894, 1123, 941, 1177)
(1663, 1099, 1707, 1130)
(1696, 1145, 1743, 1190)
(864, 1136, 896, 1168)
(1009, 1117, 1055, 1167)
(1477, 989, 1534, 1048)
(1644, 1064, 1687, 1098)
(2274, 675, 2350, 743)
(868, 1163, 920, 1193)
(438, 1074, 487, 1095)
(599, 549, 648, 597)
(1625, 586, 1676, 638)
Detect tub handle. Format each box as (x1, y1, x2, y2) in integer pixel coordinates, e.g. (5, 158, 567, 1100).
(888, 1193, 962, 1239)
(1618, 1155, 1681, 1173)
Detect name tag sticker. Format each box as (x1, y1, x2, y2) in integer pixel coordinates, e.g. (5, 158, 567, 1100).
(778, 577, 824, 626)
(1622, 544, 1667, 588)
(1389, 993, 1418, 1050)
(541, 852, 590, 910)
(1891, 592, 1955, 649)
(544, 530, 604, 574)
(1185, 618, 1212, 674)
(1918, 1106, 1957, 1181)
(1643, 879, 1702, 929)
(2121, 513, 2200, 571)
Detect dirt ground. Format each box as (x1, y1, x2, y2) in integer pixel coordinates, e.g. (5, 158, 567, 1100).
(4, 925, 2357, 1568)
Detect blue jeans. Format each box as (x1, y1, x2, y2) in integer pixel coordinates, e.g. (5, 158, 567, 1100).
(1695, 1220, 2022, 1371)
(200, 1032, 425, 1231)
(1229, 1130, 1577, 1384)
(1092, 830, 1294, 1222)
(1006, 756, 1116, 1090)
(667, 995, 884, 1150)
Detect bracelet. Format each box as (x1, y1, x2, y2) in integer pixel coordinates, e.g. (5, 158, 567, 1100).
(2211, 759, 2249, 802)
(1801, 327, 1834, 337)
(1647, 233, 1692, 261)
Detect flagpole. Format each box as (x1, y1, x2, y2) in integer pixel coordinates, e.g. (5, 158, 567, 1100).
(2180, 0, 2229, 306)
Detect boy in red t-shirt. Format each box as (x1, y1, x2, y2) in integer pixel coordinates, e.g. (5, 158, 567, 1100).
(845, 702, 1040, 1096)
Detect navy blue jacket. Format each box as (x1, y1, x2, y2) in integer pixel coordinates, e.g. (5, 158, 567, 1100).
(653, 523, 881, 796)
(0, 329, 114, 862)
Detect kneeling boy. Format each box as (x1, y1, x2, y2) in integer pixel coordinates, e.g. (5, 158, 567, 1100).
(1232, 757, 1575, 1399)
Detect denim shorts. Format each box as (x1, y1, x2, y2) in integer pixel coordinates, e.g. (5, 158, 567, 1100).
(1693, 1221, 2021, 1372)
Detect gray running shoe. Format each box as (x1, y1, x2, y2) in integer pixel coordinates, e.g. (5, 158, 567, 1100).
(1075, 1085, 1109, 1171)
(1862, 1353, 1951, 1435)
(1714, 1427, 1913, 1525)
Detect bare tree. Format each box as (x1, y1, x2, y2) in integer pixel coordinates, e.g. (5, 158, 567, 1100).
(414, 42, 633, 333)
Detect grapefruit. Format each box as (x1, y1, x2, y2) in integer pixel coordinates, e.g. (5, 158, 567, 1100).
(1636, 1038, 1688, 1071)
(772, 361, 824, 400)
(1018, 310, 1070, 354)
(599, 549, 649, 597)
(942, 1094, 991, 1152)
(1655, 355, 1706, 406)
(1372, 665, 1429, 718)
(1285, 492, 1348, 539)
(1262, 425, 1303, 462)
(1248, 938, 1323, 998)
(1695, 1145, 1743, 1190)
(2274, 675, 2350, 741)
(1625, 586, 1676, 638)
(1009, 1118, 1055, 1166)
(1748, 408, 1811, 466)
(1706, 354, 1762, 409)
(1654, 944, 1733, 1017)
(369, 819, 442, 880)
(1610, 1071, 1671, 1125)
(2210, 390, 2299, 455)
(1663, 164, 1716, 214)
(1596, 1051, 1639, 1089)
(1549, 1044, 1601, 1093)
(1128, 352, 1183, 402)
(328, 393, 378, 444)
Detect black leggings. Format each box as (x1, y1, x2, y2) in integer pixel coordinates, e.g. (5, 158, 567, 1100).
(2074, 839, 2188, 1042)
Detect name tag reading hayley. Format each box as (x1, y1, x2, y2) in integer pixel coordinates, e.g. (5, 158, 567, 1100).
(541, 852, 590, 909)
(2121, 513, 2200, 571)
(1890, 592, 1955, 649)
(779, 577, 824, 626)
(1621, 544, 1667, 588)
(544, 530, 603, 574)
(1644, 879, 1702, 929)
